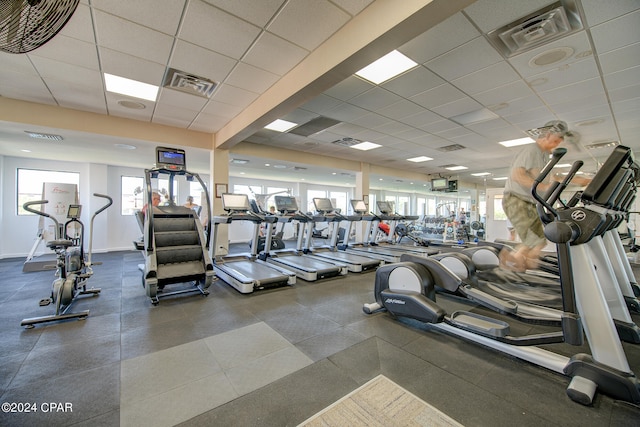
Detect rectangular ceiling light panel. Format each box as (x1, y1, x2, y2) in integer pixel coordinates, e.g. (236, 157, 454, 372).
(355, 50, 418, 84)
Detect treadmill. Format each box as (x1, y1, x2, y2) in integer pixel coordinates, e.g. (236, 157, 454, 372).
(372, 201, 438, 256)
(211, 193, 296, 294)
(263, 196, 348, 281)
(345, 200, 436, 262)
(302, 197, 382, 273)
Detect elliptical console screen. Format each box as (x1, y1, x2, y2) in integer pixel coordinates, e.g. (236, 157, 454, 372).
(222, 193, 250, 212)
(313, 198, 333, 213)
(67, 204, 82, 219)
(274, 196, 298, 213)
(156, 147, 186, 171)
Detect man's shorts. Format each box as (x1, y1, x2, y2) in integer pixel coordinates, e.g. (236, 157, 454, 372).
(502, 193, 546, 248)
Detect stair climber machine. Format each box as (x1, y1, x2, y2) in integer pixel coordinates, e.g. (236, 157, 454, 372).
(139, 147, 215, 305)
(261, 196, 348, 281)
(363, 146, 640, 405)
(211, 193, 296, 294)
(303, 197, 382, 273)
(21, 193, 113, 328)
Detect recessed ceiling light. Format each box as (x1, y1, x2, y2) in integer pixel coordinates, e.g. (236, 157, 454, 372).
(230, 158, 249, 164)
(407, 156, 433, 162)
(104, 73, 159, 101)
(499, 137, 535, 147)
(114, 143, 137, 150)
(264, 119, 298, 132)
(445, 165, 468, 171)
(21, 149, 31, 153)
(493, 176, 508, 180)
(471, 172, 491, 176)
(117, 100, 146, 109)
(273, 164, 287, 169)
(351, 141, 381, 151)
(355, 50, 418, 84)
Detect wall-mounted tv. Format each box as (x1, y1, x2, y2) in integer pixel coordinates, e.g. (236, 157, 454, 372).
(431, 178, 448, 191)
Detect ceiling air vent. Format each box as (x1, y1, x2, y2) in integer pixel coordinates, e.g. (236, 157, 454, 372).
(331, 137, 362, 147)
(486, 1, 583, 57)
(585, 140, 619, 150)
(289, 116, 342, 137)
(437, 144, 466, 152)
(162, 68, 218, 98)
(24, 131, 63, 141)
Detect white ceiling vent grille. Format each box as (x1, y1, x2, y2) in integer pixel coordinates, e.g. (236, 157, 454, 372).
(437, 144, 466, 152)
(331, 137, 362, 147)
(162, 68, 218, 98)
(486, 1, 583, 58)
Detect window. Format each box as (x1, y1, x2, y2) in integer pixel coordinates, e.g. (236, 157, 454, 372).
(121, 176, 144, 215)
(266, 186, 289, 212)
(416, 197, 426, 216)
(189, 181, 206, 207)
(17, 168, 80, 215)
(427, 197, 436, 216)
(329, 191, 347, 214)
(397, 196, 410, 215)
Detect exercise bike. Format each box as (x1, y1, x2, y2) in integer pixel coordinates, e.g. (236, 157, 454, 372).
(21, 193, 113, 328)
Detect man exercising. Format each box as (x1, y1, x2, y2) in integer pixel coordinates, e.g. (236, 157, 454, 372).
(501, 120, 589, 271)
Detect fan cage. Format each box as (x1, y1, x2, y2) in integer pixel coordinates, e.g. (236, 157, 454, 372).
(0, 0, 80, 54)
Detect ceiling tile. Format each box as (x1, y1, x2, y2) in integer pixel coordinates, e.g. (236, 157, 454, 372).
(581, 0, 640, 27)
(598, 42, 640, 74)
(330, 0, 374, 16)
(425, 37, 503, 81)
(243, 31, 309, 75)
(225, 62, 280, 94)
(399, 110, 443, 128)
(92, 0, 185, 35)
(382, 66, 445, 98)
(99, 48, 167, 85)
(348, 87, 403, 111)
(474, 81, 535, 107)
(604, 65, 640, 90)
(157, 88, 209, 112)
(170, 40, 238, 83)
(300, 94, 343, 114)
(59, 4, 96, 43)
(452, 61, 519, 95)
(324, 76, 373, 101)
(202, 100, 244, 119)
(28, 34, 99, 70)
(324, 103, 369, 122)
(377, 99, 424, 121)
(525, 57, 600, 92)
(2, 52, 40, 76)
(398, 12, 479, 64)
(30, 56, 103, 87)
(410, 84, 465, 109)
(538, 77, 605, 105)
(180, 0, 261, 59)
(212, 84, 260, 108)
(590, 9, 640, 54)
(431, 97, 483, 118)
(94, 11, 173, 65)
(267, 0, 351, 51)
(203, 0, 286, 27)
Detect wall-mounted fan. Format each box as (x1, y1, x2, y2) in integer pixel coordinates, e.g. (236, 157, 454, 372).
(0, 0, 79, 54)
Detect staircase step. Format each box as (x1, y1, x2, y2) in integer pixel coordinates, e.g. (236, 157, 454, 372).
(157, 260, 206, 280)
(156, 245, 203, 264)
(155, 230, 200, 247)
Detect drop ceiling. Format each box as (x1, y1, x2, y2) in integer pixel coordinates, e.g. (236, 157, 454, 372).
(0, 0, 638, 192)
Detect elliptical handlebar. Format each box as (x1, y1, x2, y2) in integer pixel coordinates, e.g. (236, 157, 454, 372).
(23, 200, 61, 239)
(532, 147, 567, 220)
(87, 193, 113, 268)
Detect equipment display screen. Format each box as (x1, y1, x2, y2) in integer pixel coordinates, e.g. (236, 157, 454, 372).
(350, 200, 367, 213)
(222, 193, 250, 211)
(274, 196, 298, 213)
(313, 198, 333, 213)
(67, 204, 81, 218)
(377, 201, 393, 213)
(156, 147, 186, 170)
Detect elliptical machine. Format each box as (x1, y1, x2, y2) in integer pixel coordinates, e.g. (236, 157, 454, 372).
(21, 193, 113, 328)
(364, 146, 640, 405)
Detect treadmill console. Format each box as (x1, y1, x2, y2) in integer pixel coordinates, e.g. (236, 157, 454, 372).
(221, 193, 251, 213)
(274, 196, 298, 214)
(313, 198, 334, 214)
(377, 201, 394, 214)
(350, 200, 367, 214)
